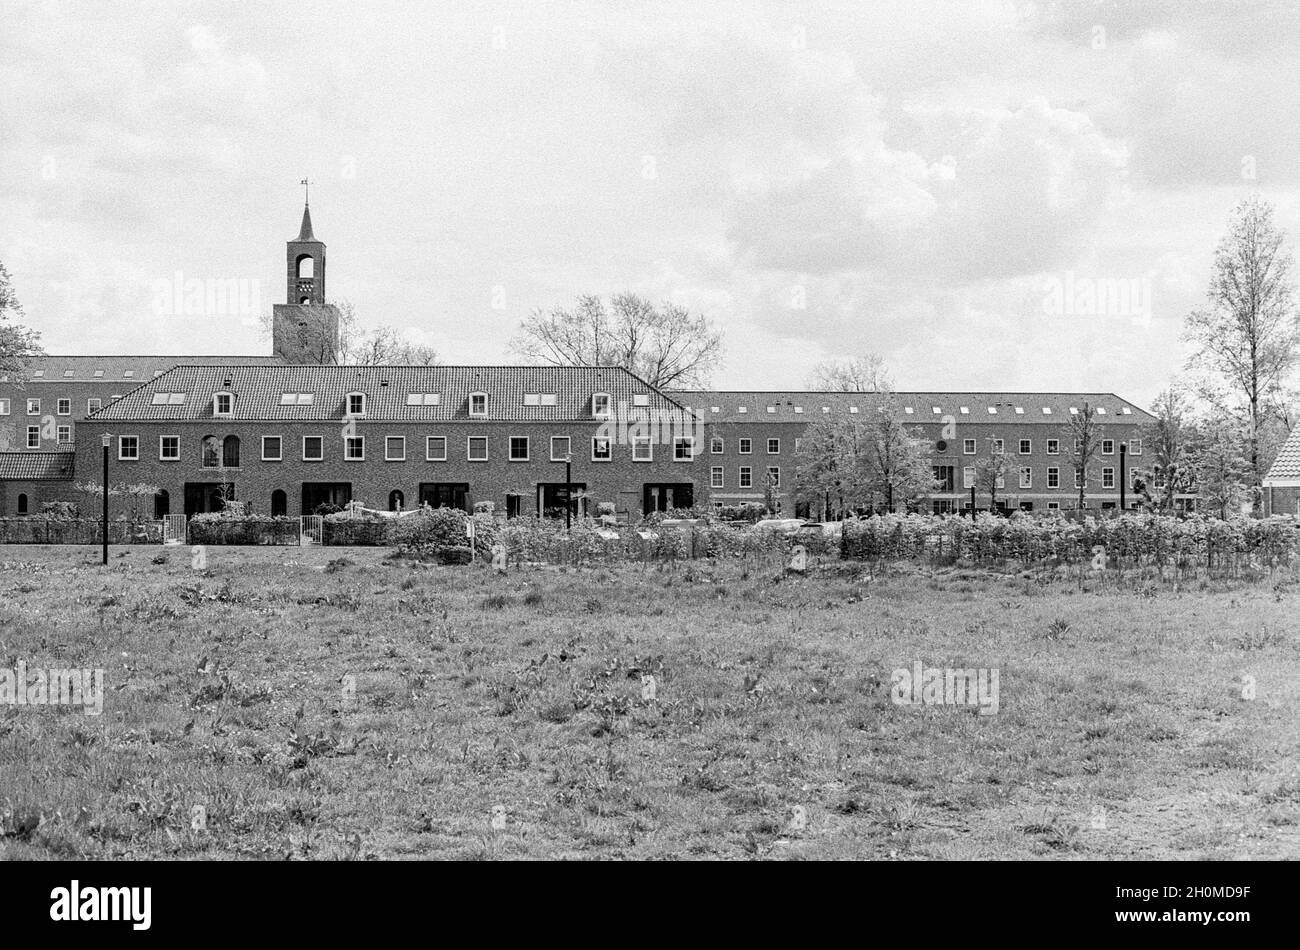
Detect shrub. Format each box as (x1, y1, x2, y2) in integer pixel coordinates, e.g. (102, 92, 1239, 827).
(390, 506, 495, 559)
(38, 501, 80, 520)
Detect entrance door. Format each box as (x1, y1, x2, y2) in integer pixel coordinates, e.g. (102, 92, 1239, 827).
(642, 483, 694, 514)
(506, 494, 522, 519)
(538, 483, 587, 518)
(184, 483, 233, 516)
(301, 482, 352, 516)
(419, 482, 469, 511)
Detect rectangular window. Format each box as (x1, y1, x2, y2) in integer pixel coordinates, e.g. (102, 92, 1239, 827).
(345, 436, 365, 461)
(963, 438, 976, 455)
(347, 393, 366, 416)
(992, 439, 1004, 455)
(118, 436, 139, 460)
(523, 393, 557, 407)
(509, 436, 529, 461)
(386, 436, 406, 461)
(214, 393, 233, 415)
(591, 437, 611, 461)
(56, 398, 71, 416)
(1074, 469, 1083, 489)
(280, 392, 315, 405)
(1046, 439, 1059, 455)
(468, 436, 489, 461)
(1103, 467, 1115, 489)
(159, 436, 180, 460)
(426, 436, 447, 461)
(262, 436, 282, 461)
(962, 466, 976, 489)
(632, 436, 653, 462)
(710, 436, 724, 454)
(1102, 439, 1115, 455)
(674, 437, 695, 461)
(303, 436, 324, 461)
(1020, 467, 1032, 489)
(1019, 439, 1031, 455)
(592, 393, 611, 418)
(0, 399, 8, 415)
(27, 399, 39, 415)
(632, 394, 650, 407)
(738, 438, 752, 454)
(1047, 502, 1060, 510)
(551, 436, 571, 461)
(711, 466, 724, 489)
(739, 466, 752, 488)
(1129, 438, 1142, 455)
(26, 426, 39, 449)
(56, 425, 72, 444)
(86, 398, 101, 415)
(1047, 467, 1059, 488)
(932, 466, 954, 492)
(767, 466, 780, 487)
(406, 392, 441, 406)
(767, 438, 780, 454)
(470, 393, 487, 417)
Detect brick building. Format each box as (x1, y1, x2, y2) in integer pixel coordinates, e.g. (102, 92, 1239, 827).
(1263, 426, 1300, 515)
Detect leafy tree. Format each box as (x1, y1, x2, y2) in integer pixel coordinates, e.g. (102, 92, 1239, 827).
(1190, 422, 1251, 519)
(794, 414, 869, 518)
(1066, 401, 1104, 509)
(0, 261, 43, 381)
(512, 293, 722, 388)
(860, 394, 938, 512)
(973, 444, 1008, 511)
(1138, 386, 1196, 511)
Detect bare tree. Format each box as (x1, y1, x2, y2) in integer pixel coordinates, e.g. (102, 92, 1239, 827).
(806, 353, 892, 392)
(1066, 401, 1104, 510)
(511, 293, 722, 388)
(1184, 196, 1300, 514)
(973, 444, 1009, 511)
(1139, 385, 1195, 511)
(860, 393, 938, 513)
(0, 261, 43, 381)
(259, 298, 439, 365)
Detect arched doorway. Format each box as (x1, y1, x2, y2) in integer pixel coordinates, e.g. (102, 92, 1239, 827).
(154, 489, 170, 519)
(388, 489, 404, 512)
(271, 489, 287, 517)
(17, 493, 28, 516)
(222, 435, 240, 468)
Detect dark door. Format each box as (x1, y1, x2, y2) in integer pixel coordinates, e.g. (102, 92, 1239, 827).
(301, 482, 352, 515)
(184, 482, 233, 516)
(419, 482, 469, 511)
(271, 489, 288, 517)
(538, 483, 587, 518)
(642, 483, 694, 514)
(506, 494, 522, 519)
(154, 489, 170, 519)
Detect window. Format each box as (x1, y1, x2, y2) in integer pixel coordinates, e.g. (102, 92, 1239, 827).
(222, 435, 240, 468)
(1019, 439, 1031, 455)
(406, 393, 441, 406)
(469, 393, 488, 417)
(386, 436, 406, 461)
(988, 407, 997, 414)
(739, 438, 752, 454)
(1102, 439, 1115, 455)
(523, 393, 557, 406)
(303, 436, 324, 461)
(1020, 467, 1032, 489)
(592, 393, 611, 419)
(1047, 439, 1059, 455)
(767, 466, 780, 487)
(766, 406, 776, 414)
(933, 466, 955, 491)
(468, 436, 489, 461)
(739, 467, 752, 488)
(674, 437, 695, 461)
(56, 398, 71, 416)
(347, 392, 366, 416)
(710, 436, 724, 454)
(151, 393, 185, 406)
(214, 392, 233, 416)
(960, 406, 969, 415)
(551, 436, 571, 461)
(56, 425, 72, 444)
(963, 438, 976, 455)
(767, 438, 780, 454)
(262, 436, 282, 461)
(27, 399, 39, 415)
(632, 394, 650, 407)
(202, 435, 220, 467)
(1129, 438, 1142, 455)
(426, 437, 447, 461)
(118, 436, 139, 460)
(93, 370, 103, 378)
(280, 392, 314, 405)
(1047, 501, 1060, 510)
(32, 370, 44, 378)
(963, 466, 976, 489)
(123, 370, 134, 378)
(161, 436, 180, 461)
(86, 398, 101, 414)
(992, 439, 1004, 455)
(1102, 467, 1115, 489)
(26, 426, 39, 448)
(1047, 467, 1059, 488)
(1074, 469, 1083, 489)
(711, 466, 724, 488)
(632, 436, 653, 462)
(0, 399, 8, 415)
(591, 437, 611, 461)
(509, 437, 529, 461)
(345, 436, 365, 461)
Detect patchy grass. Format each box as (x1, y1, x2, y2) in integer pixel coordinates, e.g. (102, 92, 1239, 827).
(0, 544, 1297, 860)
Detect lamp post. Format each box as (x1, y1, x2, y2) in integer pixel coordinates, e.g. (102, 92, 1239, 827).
(101, 433, 110, 565)
(564, 452, 573, 533)
(1120, 441, 1127, 512)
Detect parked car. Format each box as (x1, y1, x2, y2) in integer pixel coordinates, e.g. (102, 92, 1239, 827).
(753, 518, 808, 535)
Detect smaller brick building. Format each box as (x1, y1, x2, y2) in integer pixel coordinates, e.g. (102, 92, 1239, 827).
(1263, 425, 1300, 516)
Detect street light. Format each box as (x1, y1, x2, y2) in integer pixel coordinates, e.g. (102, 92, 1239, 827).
(564, 452, 573, 533)
(101, 433, 111, 565)
(1120, 441, 1127, 512)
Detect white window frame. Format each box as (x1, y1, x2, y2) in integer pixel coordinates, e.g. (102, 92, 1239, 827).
(467, 435, 489, 461)
(1018, 439, 1031, 455)
(469, 392, 488, 418)
(962, 466, 976, 489)
(591, 437, 611, 462)
(426, 436, 447, 461)
(1102, 467, 1115, 489)
(632, 436, 653, 462)
(346, 392, 367, 417)
(213, 392, 234, 417)
(118, 435, 139, 461)
(551, 436, 571, 461)
(767, 438, 780, 454)
(261, 435, 282, 461)
(674, 437, 695, 462)
(739, 466, 752, 488)
(345, 436, 366, 461)
(302, 436, 324, 462)
(1102, 439, 1115, 456)
(992, 439, 1004, 455)
(27, 398, 39, 415)
(767, 466, 780, 488)
(508, 436, 530, 462)
(0, 399, 7, 415)
(1046, 439, 1059, 455)
(738, 438, 752, 455)
(710, 466, 724, 489)
(1129, 438, 1142, 456)
(963, 438, 976, 455)
(56, 425, 72, 445)
(26, 426, 39, 449)
(160, 435, 181, 461)
(56, 398, 71, 416)
(1047, 467, 1059, 488)
(86, 398, 101, 414)
(710, 436, 724, 454)
(1019, 467, 1032, 489)
(592, 393, 611, 419)
(385, 436, 406, 461)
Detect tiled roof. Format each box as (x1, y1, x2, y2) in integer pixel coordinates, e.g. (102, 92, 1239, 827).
(89, 365, 694, 423)
(1265, 426, 1300, 481)
(672, 391, 1156, 424)
(0, 452, 76, 480)
(3, 355, 282, 385)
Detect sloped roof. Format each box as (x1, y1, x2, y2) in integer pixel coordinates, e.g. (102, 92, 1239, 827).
(1265, 425, 1300, 481)
(89, 364, 694, 423)
(3, 355, 282, 385)
(295, 204, 317, 242)
(0, 452, 75, 480)
(672, 390, 1156, 424)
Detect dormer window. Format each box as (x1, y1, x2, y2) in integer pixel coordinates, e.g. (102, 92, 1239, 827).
(591, 393, 611, 418)
(469, 392, 488, 417)
(280, 392, 314, 405)
(632, 394, 650, 407)
(346, 392, 366, 416)
(213, 392, 234, 417)
(524, 393, 557, 407)
(151, 393, 186, 406)
(406, 393, 441, 406)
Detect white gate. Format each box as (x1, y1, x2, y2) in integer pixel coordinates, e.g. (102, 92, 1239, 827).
(163, 514, 187, 545)
(300, 515, 324, 546)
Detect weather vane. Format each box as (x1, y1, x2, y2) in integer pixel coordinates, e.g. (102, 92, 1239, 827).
(301, 177, 312, 206)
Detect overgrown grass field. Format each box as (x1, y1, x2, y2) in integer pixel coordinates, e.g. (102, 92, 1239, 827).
(1, 544, 1297, 859)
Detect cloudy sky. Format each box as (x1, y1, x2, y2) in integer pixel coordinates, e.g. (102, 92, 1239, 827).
(3, 0, 1298, 404)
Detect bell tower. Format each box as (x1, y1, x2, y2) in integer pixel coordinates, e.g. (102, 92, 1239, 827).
(272, 186, 339, 364)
